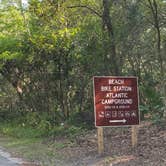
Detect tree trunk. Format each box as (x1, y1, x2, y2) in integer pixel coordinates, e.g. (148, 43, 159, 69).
(102, 0, 120, 75)
(148, 0, 166, 117)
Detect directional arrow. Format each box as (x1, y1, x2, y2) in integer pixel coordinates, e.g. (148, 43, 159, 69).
(109, 119, 127, 123)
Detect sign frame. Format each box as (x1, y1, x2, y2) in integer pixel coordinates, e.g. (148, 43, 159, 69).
(93, 76, 140, 127)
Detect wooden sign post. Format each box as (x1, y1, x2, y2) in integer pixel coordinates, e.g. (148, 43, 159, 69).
(131, 125, 138, 147)
(97, 127, 104, 154)
(93, 76, 140, 153)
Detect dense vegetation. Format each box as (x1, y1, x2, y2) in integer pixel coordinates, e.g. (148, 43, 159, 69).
(0, 0, 166, 137)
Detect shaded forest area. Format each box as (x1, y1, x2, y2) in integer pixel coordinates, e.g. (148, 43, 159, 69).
(0, 0, 166, 135)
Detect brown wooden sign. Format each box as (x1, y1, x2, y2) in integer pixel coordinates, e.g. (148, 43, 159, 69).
(93, 76, 139, 127)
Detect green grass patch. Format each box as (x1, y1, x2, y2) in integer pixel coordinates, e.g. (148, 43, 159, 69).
(0, 122, 87, 165)
(0, 122, 46, 138)
(50, 125, 85, 138)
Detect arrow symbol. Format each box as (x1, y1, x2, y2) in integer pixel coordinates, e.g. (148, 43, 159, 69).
(109, 119, 127, 123)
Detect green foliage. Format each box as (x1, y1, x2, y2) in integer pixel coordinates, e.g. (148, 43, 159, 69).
(50, 125, 85, 139)
(68, 110, 94, 129)
(0, 0, 166, 137)
(139, 104, 149, 118)
(140, 82, 164, 121)
(0, 122, 45, 138)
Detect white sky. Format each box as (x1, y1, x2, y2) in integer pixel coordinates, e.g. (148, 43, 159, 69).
(22, 0, 28, 5)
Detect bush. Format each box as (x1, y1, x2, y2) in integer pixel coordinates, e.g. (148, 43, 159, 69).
(0, 122, 45, 138)
(49, 125, 85, 139)
(140, 84, 164, 121)
(68, 110, 94, 128)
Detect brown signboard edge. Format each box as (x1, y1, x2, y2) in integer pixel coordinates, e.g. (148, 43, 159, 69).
(93, 76, 140, 128)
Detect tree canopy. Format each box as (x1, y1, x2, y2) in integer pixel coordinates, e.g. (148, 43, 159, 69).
(0, 0, 166, 127)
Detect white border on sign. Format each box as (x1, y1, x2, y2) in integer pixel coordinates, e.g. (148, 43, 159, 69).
(93, 76, 140, 128)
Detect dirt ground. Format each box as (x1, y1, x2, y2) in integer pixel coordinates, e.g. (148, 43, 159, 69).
(54, 121, 166, 166)
(0, 121, 165, 166)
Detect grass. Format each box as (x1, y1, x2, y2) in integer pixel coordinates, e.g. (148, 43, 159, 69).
(0, 123, 46, 138)
(0, 137, 67, 165)
(0, 122, 86, 166)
